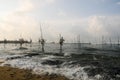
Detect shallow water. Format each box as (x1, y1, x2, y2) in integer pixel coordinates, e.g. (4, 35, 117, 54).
(0, 43, 120, 80)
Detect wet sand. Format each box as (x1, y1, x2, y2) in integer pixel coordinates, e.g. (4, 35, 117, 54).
(0, 66, 69, 80)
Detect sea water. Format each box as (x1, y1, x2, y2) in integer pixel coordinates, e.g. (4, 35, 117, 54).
(0, 43, 120, 80)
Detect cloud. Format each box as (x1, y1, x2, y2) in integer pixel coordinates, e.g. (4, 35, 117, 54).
(0, 0, 120, 43)
(86, 15, 120, 42)
(18, 0, 34, 12)
(46, 0, 56, 4)
(0, 0, 57, 41)
(0, 0, 38, 40)
(36, 0, 57, 8)
(87, 16, 109, 37)
(38, 15, 120, 43)
(57, 10, 66, 17)
(93, 0, 106, 3)
(43, 18, 89, 42)
(117, 2, 120, 5)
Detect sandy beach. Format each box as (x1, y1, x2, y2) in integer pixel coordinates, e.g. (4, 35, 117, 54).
(0, 66, 69, 80)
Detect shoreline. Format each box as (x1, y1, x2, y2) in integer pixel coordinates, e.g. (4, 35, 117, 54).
(0, 66, 69, 80)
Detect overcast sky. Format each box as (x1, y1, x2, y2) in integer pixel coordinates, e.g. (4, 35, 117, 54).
(0, 0, 120, 43)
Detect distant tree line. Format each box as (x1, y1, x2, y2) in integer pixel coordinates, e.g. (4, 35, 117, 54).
(0, 39, 30, 44)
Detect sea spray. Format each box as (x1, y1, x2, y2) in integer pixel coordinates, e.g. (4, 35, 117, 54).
(0, 56, 102, 80)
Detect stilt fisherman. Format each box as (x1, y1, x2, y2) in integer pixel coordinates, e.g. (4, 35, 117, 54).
(59, 36, 65, 53)
(19, 38, 24, 48)
(40, 24, 45, 53)
(40, 38, 45, 53)
(30, 38, 32, 47)
(4, 39, 7, 48)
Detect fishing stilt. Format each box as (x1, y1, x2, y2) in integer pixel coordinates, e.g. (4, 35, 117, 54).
(19, 38, 24, 48)
(40, 39, 45, 53)
(40, 24, 45, 53)
(29, 38, 32, 47)
(4, 39, 7, 48)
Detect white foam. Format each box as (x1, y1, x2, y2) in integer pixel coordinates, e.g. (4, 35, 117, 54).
(0, 57, 102, 80)
(41, 55, 56, 60)
(64, 52, 71, 57)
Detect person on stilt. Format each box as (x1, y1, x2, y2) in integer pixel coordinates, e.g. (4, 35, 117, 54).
(4, 39, 7, 48)
(30, 39, 32, 47)
(19, 38, 24, 48)
(40, 38, 45, 53)
(59, 36, 65, 53)
(38, 38, 41, 44)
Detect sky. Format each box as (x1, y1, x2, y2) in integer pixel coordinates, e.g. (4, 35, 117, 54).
(0, 0, 120, 43)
